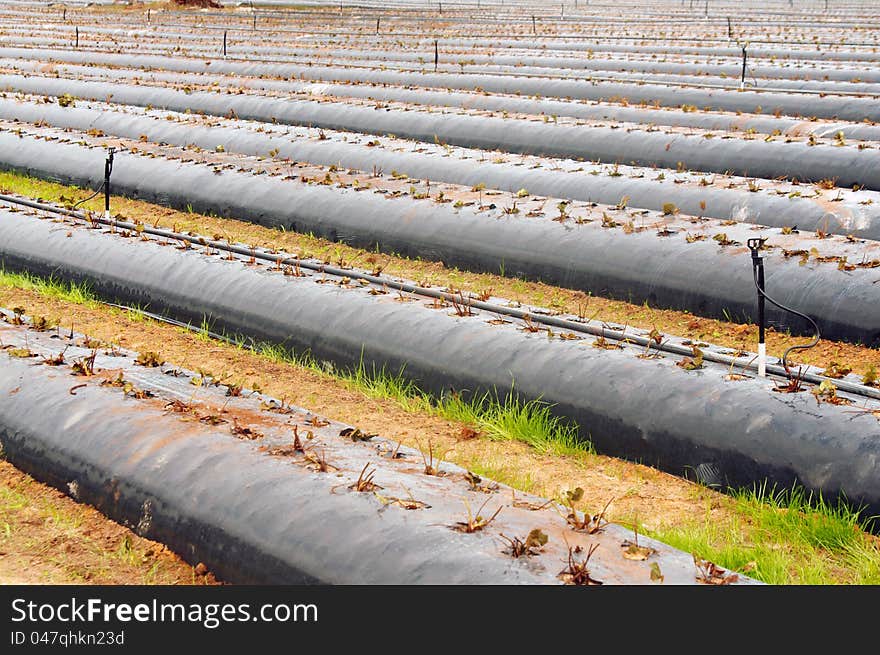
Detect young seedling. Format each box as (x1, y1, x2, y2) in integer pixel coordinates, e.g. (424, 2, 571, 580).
(464, 471, 499, 493)
(500, 529, 549, 558)
(420, 440, 448, 476)
(694, 555, 739, 585)
(101, 372, 127, 388)
(621, 522, 656, 561)
(511, 490, 554, 511)
(574, 301, 591, 322)
(554, 201, 570, 222)
(292, 425, 306, 453)
(773, 368, 806, 393)
(562, 487, 585, 522)
(562, 489, 613, 534)
(283, 260, 306, 277)
(199, 413, 227, 426)
(78, 337, 102, 349)
(639, 327, 664, 359)
(135, 351, 164, 367)
(811, 380, 851, 406)
(450, 292, 474, 317)
(264, 426, 309, 457)
(592, 334, 623, 350)
(464, 470, 482, 490)
(472, 182, 486, 207)
(260, 398, 295, 414)
(376, 486, 429, 510)
(822, 362, 852, 379)
(339, 427, 376, 442)
(426, 297, 450, 310)
(164, 399, 193, 415)
(559, 544, 603, 585)
(41, 347, 67, 366)
(350, 463, 382, 492)
(70, 350, 98, 376)
(520, 314, 542, 333)
(600, 213, 619, 228)
(6, 347, 35, 358)
(650, 562, 665, 583)
(713, 233, 740, 247)
(453, 498, 503, 533)
(231, 420, 263, 440)
(304, 449, 337, 473)
(119, 380, 148, 399)
(378, 440, 406, 459)
(676, 347, 704, 371)
(724, 353, 753, 381)
(475, 288, 493, 302)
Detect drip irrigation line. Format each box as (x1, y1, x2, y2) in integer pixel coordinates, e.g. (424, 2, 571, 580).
(103, 302, 229, 341)
(70, 180, 103, 210)
(2, 192, 878, 402)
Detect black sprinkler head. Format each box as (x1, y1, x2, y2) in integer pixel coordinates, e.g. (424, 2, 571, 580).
(747, 237, 766, 259)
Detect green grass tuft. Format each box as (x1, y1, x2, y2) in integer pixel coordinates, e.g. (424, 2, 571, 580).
(0, 269, 98, 307)
(437, 388, 590, 456)
(646, 483, 880, 585)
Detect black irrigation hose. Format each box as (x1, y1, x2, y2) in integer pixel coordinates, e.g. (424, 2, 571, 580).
(69, 180, 103, 210)
(72, 147, 113, 211)
(3, 191, 878, 402)
(752, 264, 821, 374)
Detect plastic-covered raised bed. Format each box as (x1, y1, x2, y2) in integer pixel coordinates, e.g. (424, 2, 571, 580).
(0, 46, 876, 121)
(1, 205, 879, 519)
(1, 128, 878, 343)
(3, 95, 877, 238)
(6, 56, 880, 141)
(2, 71, 879, 190)
(3, 319, 740, 585)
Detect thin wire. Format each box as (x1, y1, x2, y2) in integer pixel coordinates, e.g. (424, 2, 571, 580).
(752, 266, 821, 374)
(70, 181, 105, 210)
